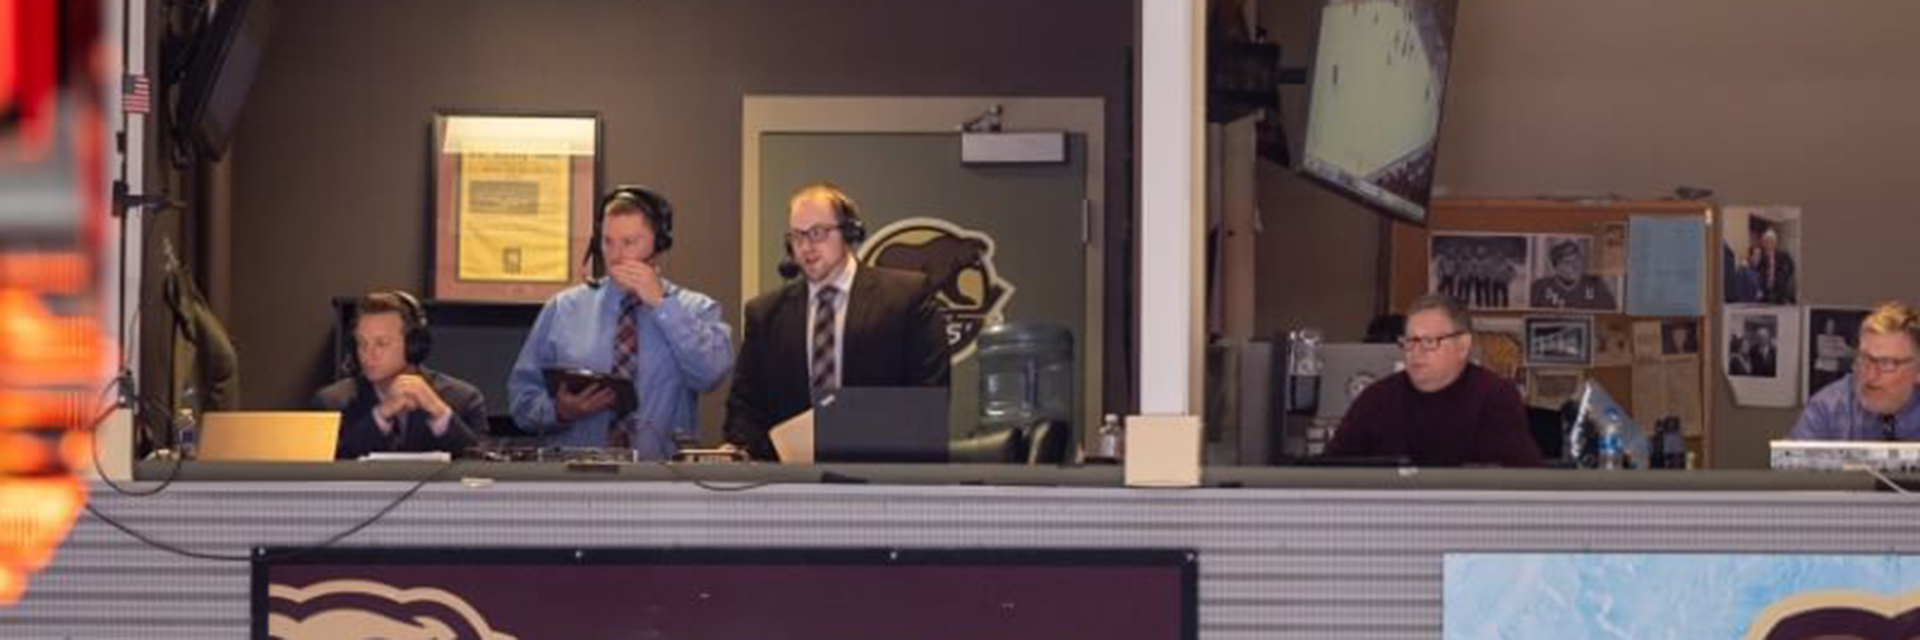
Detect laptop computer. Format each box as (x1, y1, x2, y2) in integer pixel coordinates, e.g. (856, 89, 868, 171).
(1314, 343, 1405, 419)
(197, 411, 342, 462)
(815, 387, 950, 463)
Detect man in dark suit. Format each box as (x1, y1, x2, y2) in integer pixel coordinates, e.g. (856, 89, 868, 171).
(1755, 229, 1797, 304)
(312, 291, 487, 459)
(723, 184, 949, 460)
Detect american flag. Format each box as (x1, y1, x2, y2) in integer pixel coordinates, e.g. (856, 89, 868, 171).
(122, 74, 152, 114)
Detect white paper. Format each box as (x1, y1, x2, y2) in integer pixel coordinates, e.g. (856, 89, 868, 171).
(769, 409, 816, 464)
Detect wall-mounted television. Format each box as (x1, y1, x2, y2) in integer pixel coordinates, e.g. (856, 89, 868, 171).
(1298, 0, 1459, 224)
(173, 0, 273, 160)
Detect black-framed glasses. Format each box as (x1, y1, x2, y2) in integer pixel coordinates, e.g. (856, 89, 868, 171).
(785, 225, 839, 245)
(1399, 331, 1465, 352)
(1856, 353, 1916, 374)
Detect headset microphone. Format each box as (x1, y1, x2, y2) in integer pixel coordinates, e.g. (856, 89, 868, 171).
(778, 256, 801, 279)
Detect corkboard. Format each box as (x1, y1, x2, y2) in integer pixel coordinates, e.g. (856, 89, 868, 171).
(1387, 199, 1720, 464)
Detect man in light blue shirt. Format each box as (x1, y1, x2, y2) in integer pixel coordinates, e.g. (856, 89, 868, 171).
(1791, 302, 1920, 441)
(508, 186, 732, 459)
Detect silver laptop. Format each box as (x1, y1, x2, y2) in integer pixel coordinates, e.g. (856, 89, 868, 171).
(1314, 344, 1405, 419)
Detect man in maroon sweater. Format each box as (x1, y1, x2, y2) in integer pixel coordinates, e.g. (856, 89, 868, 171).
(1325, 295, 1544, 467)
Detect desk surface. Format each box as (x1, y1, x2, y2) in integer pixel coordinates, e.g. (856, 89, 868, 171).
(133, 460, 1898, 491)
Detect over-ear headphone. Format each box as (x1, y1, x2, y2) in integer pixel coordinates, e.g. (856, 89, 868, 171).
(777, 184, 867, 279)
(586, 185, 675, 285)
(346, 290, 432, 374)
(389, 290, 432, 365)
(821, 186, 867, 245)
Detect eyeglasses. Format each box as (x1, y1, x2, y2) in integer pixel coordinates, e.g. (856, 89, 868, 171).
(1399, 331, 1465, 352)
(785, 225, 840, 245)
(1856, 353, 1916, 374)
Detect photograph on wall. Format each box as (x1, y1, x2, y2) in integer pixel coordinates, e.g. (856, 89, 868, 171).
(1721, 205, 1802, 305)
(1524, 316, 1593, 367)
(1728, 314, 1781, 378)
(1724, 305, 1802, 408)
(1805, 306, 1871, 401)
(1430, 233, 1531, 310)
(1592, 222, 1628, 278)
(1660, 319, 1700, 356)
(1470, 316, 1526, 382)
(1526, 368, 1586, 410)
(431, 112, 600, 303)
(1527, 234, 1622, 313)
(1592, 316, 1634, 367)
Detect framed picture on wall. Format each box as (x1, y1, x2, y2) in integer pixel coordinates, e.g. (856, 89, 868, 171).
(1804, 306, 1871, 401)
(1428, 232, 1532, 311)
(1524, 316, 1593, 367)
(431, 111, 601, 302)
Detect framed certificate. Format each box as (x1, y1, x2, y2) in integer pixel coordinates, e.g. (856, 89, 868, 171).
(431, 112, 600, 302)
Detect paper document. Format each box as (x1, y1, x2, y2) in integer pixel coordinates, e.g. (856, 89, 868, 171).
(769, 410, 816, 464)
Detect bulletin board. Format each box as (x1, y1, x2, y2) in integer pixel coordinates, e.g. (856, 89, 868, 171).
(1387, 199, 1720, 465)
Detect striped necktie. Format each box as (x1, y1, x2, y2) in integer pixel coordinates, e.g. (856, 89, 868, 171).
(810, 286, 840, 401)
(609, 294, 640, 449)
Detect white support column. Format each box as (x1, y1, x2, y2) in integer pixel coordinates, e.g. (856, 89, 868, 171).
(1138, 0, 1204, 417)
(98, 0, 148, 481)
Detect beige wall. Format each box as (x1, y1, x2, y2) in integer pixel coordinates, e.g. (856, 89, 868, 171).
(1257, 0, 1920, 467)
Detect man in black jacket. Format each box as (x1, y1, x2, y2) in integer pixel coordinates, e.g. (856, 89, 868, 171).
(723, 184, 948, 460)
(312, 291, 486, 459)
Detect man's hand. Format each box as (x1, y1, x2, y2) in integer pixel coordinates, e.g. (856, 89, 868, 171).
(555, 383, 617, 423)
(390, 374, 453, 435)
(371, 393, 414, 435)
(608, 261, 666, 307)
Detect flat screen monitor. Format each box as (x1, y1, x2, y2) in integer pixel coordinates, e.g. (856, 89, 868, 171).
(1299, 0, 1459, 224)
(174, 0, 274, 159)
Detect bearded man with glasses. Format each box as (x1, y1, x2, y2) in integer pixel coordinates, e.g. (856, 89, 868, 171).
(1791, 302, 1920, 441)
(1323, 294, 1544, 467)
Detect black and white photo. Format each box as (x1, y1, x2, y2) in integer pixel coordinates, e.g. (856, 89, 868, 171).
(1805, 307, 1870, 400)
(1528, 235, 1621, 312)
(1728, 315, 1780, 378)
(1722, 305, 1803, 408)
(1430, 233, 1531, 310)
(1524, 316, 1593, 367)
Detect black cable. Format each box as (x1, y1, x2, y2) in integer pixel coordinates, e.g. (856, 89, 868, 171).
(82, 460, 455, 563)
(649, 460, 773, 493)
(86, 395, 188, 498)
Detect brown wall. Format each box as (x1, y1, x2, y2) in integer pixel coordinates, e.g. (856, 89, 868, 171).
(224, 0, 1135, 439)
(1252, 2, 1387, 344)
(1256, 0, 1920, 467)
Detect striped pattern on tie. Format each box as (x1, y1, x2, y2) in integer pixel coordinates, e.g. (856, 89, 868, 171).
(810, 286, 840, 401)
(609, 294, 640, 449)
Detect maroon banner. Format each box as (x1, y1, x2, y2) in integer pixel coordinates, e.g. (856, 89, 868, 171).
(255, 548, 1196, 640)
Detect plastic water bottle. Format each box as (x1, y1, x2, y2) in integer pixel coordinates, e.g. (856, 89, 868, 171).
(1091, 414, 1124, 463)
(1286, 329, 1324, 415)
(1597, 417, 1622, 470)
(173, 407, 200, 460)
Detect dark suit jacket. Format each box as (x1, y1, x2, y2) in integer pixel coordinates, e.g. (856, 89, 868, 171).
(724, 266, 949, 460)
(311, 368, 487, 459)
